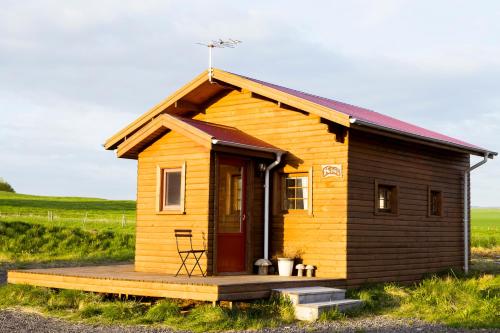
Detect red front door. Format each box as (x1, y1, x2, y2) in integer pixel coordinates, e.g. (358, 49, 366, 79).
(217, 157, 247, 273)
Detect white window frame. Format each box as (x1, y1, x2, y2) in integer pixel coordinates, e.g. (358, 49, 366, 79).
(156, 162, 186, 214)
(281, 168, 313, 215)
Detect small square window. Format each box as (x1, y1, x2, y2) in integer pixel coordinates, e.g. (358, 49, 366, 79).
(375, 182, 398, 214)
(284, 173, 309, 210)
(429, 189, 442, 217)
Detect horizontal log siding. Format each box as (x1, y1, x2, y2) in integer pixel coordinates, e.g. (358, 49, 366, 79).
(347, 129, 468, 285)
(135, 131, 211, 274)
(196, 90, 348, 278)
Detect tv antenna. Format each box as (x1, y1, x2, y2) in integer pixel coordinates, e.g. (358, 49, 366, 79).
(197, 39, 242, 82)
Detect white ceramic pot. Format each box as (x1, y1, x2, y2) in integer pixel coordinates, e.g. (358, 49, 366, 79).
(277, 258, 294, 276)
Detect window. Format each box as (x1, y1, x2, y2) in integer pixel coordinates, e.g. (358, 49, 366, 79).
(428, 188, 443, 217)
(157, 163, 185, 213)
(284, 173, 309, 210)
(375, 181, 398, 214)
(230, 174, 242, 213)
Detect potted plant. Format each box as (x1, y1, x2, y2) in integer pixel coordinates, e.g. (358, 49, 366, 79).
(277, 257, 294, 276)
(275, 250, 303, 276)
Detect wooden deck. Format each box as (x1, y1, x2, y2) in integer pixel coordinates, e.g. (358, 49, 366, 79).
(7, 264, 344, 302)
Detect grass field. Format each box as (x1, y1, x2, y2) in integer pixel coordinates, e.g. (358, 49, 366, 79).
(0, 191, 498, 330)
(0, 191, 135, 264)
(471, 208, 499, 249)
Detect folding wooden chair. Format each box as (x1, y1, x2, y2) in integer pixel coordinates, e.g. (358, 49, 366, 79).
(174, 229, 206, 277)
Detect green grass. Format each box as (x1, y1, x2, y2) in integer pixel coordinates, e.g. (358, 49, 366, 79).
(0, 191, 135, 233)
(0, 274, 497, 330)
(0, 285, 296, 332)
(349, 273, 499, 329)
(0, 191, 498, 330)
(0, 191, 135, 263)
(0, 220, 134, 263)
(471, 208, 499, 249)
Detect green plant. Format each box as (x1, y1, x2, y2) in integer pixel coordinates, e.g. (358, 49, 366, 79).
(0, 220, 134, 263)
(80, 303, 104, 318)
(100, 302, 147, 321)
(318, 307, 346, 321)
(143, 300, 181, 323)
(0, 178, 15, 193)
(395, 274, 500, 328)
(0, 284, 51, 308)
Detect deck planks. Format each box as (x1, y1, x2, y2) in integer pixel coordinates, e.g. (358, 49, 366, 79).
(7, 265, 344, 302)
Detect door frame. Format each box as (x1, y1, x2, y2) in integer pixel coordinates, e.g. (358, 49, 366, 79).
(212, 153, 253, 275)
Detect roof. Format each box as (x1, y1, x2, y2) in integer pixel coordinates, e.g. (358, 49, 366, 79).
(116, 114, 284, 159)
(236, 73, 493, 155)
(176, 116, 283, 152)
(105, 68, 496, 157)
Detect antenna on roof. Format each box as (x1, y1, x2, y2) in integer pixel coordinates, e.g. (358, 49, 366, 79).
(196, 39, 242, 82)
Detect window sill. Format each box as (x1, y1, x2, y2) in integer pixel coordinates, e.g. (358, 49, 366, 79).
(282, 210, 309, 216)
(156, 210, 185, 215)
(374, 210, 398, 216)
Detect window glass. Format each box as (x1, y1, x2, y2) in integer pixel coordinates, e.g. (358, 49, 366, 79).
(165, 171, 181, 206)
(285, 174, 308, 210)
(377, 184, 397, 214)
(218, 164, 243, 233)
(430, 190, 442, 216)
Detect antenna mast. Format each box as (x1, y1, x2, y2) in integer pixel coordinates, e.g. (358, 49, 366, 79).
(197, 39, 241, 82)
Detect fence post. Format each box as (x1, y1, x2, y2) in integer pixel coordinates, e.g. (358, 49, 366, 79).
(121, 211, 126, 228)
(83, 212, 88, 227)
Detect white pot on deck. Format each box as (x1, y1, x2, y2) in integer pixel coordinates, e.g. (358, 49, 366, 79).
(277, 258, 294, 276)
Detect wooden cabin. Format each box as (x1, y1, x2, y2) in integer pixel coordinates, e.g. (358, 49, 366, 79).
(10, 69, 495, 295)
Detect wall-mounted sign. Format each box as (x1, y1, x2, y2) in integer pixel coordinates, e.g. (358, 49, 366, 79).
(321, 164, 342, 178)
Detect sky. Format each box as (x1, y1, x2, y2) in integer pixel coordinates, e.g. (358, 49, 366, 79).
(1, 0, 499, 206)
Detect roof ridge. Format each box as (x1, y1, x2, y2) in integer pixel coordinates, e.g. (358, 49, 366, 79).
(229, 71, 376, 114)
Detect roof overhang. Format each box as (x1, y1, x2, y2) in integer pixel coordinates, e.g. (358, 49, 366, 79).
(116, 114, 285, 159)
(350, 118, 497, 158)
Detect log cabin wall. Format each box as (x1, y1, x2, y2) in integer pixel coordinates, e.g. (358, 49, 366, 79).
(135, 131, 211, 274)
(195, 90, 349, 278)
(346, 129, 469, 286)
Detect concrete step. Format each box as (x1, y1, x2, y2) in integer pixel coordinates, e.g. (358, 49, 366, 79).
(294, 299, 363, 321)
(272, 286, 346, 305)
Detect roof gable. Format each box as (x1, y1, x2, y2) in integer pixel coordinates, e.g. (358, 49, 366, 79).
(117, 114, 283, 159)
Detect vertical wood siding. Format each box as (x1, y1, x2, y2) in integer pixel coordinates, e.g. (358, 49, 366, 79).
(347, 129, 469, 285)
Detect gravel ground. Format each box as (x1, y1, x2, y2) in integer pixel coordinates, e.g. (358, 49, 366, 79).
(0, 309, 498, 333)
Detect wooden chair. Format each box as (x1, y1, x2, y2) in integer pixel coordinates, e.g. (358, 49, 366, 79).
(174, 229, 206, 277)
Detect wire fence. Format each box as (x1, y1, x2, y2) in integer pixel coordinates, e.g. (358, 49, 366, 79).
(0, 210, 136, 228)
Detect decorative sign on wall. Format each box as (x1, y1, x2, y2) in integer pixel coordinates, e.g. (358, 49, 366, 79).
(321, 164, 342, 178)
